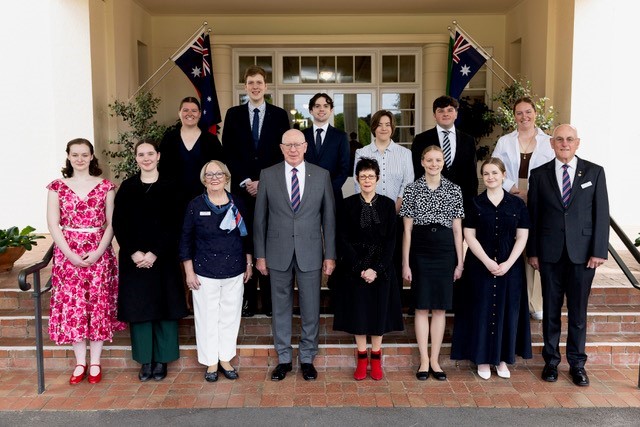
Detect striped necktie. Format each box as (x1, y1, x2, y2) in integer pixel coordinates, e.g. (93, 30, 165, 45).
(442, 130, 452, 168)
(291, 168, 300, 212)
(561, 164, 571, 208)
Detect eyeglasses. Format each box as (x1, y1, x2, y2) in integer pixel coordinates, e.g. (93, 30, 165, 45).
(281, 142, 306, 150)
(204, 172, 226, 180)
(358, 174, 377, 181)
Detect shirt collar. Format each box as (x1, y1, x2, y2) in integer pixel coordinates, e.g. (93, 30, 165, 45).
(555, 156, 578, 169)
(365, 139, 397, 153)
(248, 102, 266, 113)
(285, 161, 305, 174)
(436, 124, 456, 136)
(313, 123, 329, 133)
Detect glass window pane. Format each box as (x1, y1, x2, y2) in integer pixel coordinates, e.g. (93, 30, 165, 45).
(282, 56, 300, 84)
(355, 56, 371, 83)
(399, 55, 416, 82)
(238, 56, 254, 83)
(282, 93, 314, 129)
(301, 56, 318, 83)
(256, 56, 273, 83)
(382, 56, 398, 83)
(381, 93, 400, 110)
(319, 56, 336, 83)
(333, 93, 372, 146)
(336, 56, 353, 83)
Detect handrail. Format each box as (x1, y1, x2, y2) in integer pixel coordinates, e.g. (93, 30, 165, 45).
(608, 217, 640, 290)
(17, 243, 54, 394)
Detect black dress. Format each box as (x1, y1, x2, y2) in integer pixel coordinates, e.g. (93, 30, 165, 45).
(158, 127, 225, 212)
(332, 194, 404, 336)
(450, 190, 532, 365)
(112, 174, 188, 323)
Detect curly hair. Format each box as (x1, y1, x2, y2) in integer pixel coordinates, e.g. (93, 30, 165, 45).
(61, 138, 102, 178)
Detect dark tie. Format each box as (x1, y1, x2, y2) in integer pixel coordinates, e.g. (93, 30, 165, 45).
(291, 168, 300, 212)
(252, 108, 260, 148)
(315, 128, 323, 155)
(442, 130, 452, 168)
(562, 164, 571, 208)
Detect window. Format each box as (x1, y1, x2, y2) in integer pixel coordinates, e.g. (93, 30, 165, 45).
(282, 54, 373, 84)
(238, 55, 274, 83)
(381, 55, 416, 83)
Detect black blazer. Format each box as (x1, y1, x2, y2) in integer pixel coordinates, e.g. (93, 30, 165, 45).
(303, 125, 350, 200)
(526, 157, 609, 264)
(411, 127, 478, 206)
(222, 103, 290, 192)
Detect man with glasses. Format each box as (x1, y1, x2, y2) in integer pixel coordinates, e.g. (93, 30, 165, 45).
(223, 65, 290, 317)
(253, 129, 336, 382)
(527, 124, 609, 387)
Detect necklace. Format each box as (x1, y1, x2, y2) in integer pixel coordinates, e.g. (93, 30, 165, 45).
(519, 133, 536, 160)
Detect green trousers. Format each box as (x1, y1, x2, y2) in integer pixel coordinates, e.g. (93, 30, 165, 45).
(129, 320, 180, 364)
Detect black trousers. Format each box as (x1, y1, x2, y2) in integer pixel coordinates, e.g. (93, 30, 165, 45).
(539, 248, 595, 368)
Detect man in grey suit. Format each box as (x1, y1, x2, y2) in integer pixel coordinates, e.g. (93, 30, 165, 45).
(254, 129, 336, 381)
(527, 124, 609, 387)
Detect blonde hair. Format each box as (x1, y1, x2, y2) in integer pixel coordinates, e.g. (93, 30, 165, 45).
(200, 160, 231, 185)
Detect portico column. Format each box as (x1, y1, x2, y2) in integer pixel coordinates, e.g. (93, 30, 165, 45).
(212, 44, 233, 125)
(421, 42, 449, 130)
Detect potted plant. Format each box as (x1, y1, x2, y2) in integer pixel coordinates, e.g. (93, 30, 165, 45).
(0, 226, 45, 272)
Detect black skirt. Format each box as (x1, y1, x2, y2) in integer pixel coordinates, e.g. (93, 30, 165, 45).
(410, 224, 455, 310)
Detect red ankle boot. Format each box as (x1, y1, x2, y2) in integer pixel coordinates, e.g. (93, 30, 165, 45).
(353, 351, 368, 381)
(370, 350, 383, 380)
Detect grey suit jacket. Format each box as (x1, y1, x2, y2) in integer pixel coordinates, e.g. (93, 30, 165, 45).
(527, 157, 609, 264)
(253, 161, 336, 272)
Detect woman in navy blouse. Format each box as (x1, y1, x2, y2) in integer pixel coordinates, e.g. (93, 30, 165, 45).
(179, 160, 252, 382)
(450, 157, 532, 379)
(400, 145, 464, 381)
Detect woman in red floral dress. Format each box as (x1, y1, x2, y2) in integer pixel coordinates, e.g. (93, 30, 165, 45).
(46, 138, 126, 385)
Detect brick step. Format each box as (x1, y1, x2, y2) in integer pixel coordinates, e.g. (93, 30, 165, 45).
(2, 306, 640, 339)
(0, 332, 638, 371)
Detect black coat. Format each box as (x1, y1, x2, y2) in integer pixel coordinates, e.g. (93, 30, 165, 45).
(113, 174, 188, 323)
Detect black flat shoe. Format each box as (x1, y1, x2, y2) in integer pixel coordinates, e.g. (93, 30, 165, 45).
(138, 363, 153, 382)
(429, 368, 447, 381)
(541, 364, 558, 382)
(271, 363, 293, 381)
(300, 363, 317, 381)
(204, 370, 219, 382)
(416, 370, 429, 381)
(218, 364, 239, 380)
(569, 367, 589, 386)
(152, 362, 167, 381)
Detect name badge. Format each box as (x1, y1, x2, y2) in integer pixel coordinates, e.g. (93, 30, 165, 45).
(199, 211, 211, 216)
(581, 181, 593, 189)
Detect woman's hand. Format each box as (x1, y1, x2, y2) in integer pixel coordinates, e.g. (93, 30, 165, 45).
(453, 265, 464, 281)
(185, 271, 201, 291)
(131, 251, 145, 264)
(136, 251, 157, 269)
(244, 262, 253, 283)
(361, 268, 377, 284)
(82, 250, 102, 266)
(484, 259, 500, 275)
(402, 265, 412, 282)
(68, 252, 90, 267)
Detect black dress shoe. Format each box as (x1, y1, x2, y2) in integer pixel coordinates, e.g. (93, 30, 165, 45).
(138, 363, 153, 382)
(218, 364, 239, 380)
(242, 300, 254, 318)
(429, 368, 447, 381)
(271, 363, 293, 381)
(541, 364, 558, 382)
(204, 369, 218, 382)
(569, 367, 590, 386)
(300, 363, 317, 381)
(415, 370, 429, 381)
(152, 362, 167, 381)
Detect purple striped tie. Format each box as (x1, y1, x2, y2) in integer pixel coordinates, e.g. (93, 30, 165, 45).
(291, 168, 300, 212)
(561, 164, 571, 208)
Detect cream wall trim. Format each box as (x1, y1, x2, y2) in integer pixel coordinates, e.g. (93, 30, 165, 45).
(211, 34, 448, 46)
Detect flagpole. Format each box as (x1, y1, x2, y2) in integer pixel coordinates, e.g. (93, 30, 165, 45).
(452, 20, 517, 84)
(128, 22, 208, 101)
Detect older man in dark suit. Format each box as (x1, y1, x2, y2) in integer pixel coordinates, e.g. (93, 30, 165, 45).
(223, 65, 290, 317)
(254, 129, 336, 382)
(527, 124, 609, 387)
(411, 95, 478, 210)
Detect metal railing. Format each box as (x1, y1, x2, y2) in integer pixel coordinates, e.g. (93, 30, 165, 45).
(609, 217, 640, 290)
(17, 244, 54, 394)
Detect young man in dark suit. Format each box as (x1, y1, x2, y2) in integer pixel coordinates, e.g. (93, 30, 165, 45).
(302, 93, 350, 206)
(223, 65, 290, 317)
(527, 124, 609, 387)
(411, 96, 478, 209)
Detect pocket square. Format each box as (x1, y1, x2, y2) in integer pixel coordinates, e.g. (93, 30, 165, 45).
(581, 181, 593, 189)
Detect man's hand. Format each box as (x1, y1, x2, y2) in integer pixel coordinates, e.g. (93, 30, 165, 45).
(246, 180, 259, 197)
(323, 259, 336, 276)
(528, 256, 539, 270)
(256, 258, 268, 276)
(587, 256, 606, 269)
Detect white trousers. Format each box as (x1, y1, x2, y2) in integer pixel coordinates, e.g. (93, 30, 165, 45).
(192, 274, 244, 366)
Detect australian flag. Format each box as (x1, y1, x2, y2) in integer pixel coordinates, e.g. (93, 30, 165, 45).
(172, 31, 221, 135)
(447, 29, 488, 99)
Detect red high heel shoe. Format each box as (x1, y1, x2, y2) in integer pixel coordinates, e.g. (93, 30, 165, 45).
(88, 364, 102, 384)
(69, 364, 87, 385)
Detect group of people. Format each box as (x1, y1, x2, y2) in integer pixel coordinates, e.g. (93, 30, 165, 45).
(46, 65, 609, 389)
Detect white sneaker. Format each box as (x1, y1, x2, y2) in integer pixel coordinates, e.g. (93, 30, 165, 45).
(531, 311, 543, 321)
(477, 364, 491, 380)
(496, 362, 511, 379)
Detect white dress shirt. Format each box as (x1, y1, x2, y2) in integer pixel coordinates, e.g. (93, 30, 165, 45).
(285, 161, 306, 199)
(313, 123, 329, 146)
(437, 124, 457, 160)
(554, 156, 577, 194)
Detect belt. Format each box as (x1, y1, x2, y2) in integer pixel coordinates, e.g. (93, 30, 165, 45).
(62, 226, 101, 232)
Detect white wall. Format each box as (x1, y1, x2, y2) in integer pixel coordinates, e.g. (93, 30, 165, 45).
(572, 0, 640, 232)
(0, 0, 95, 231)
